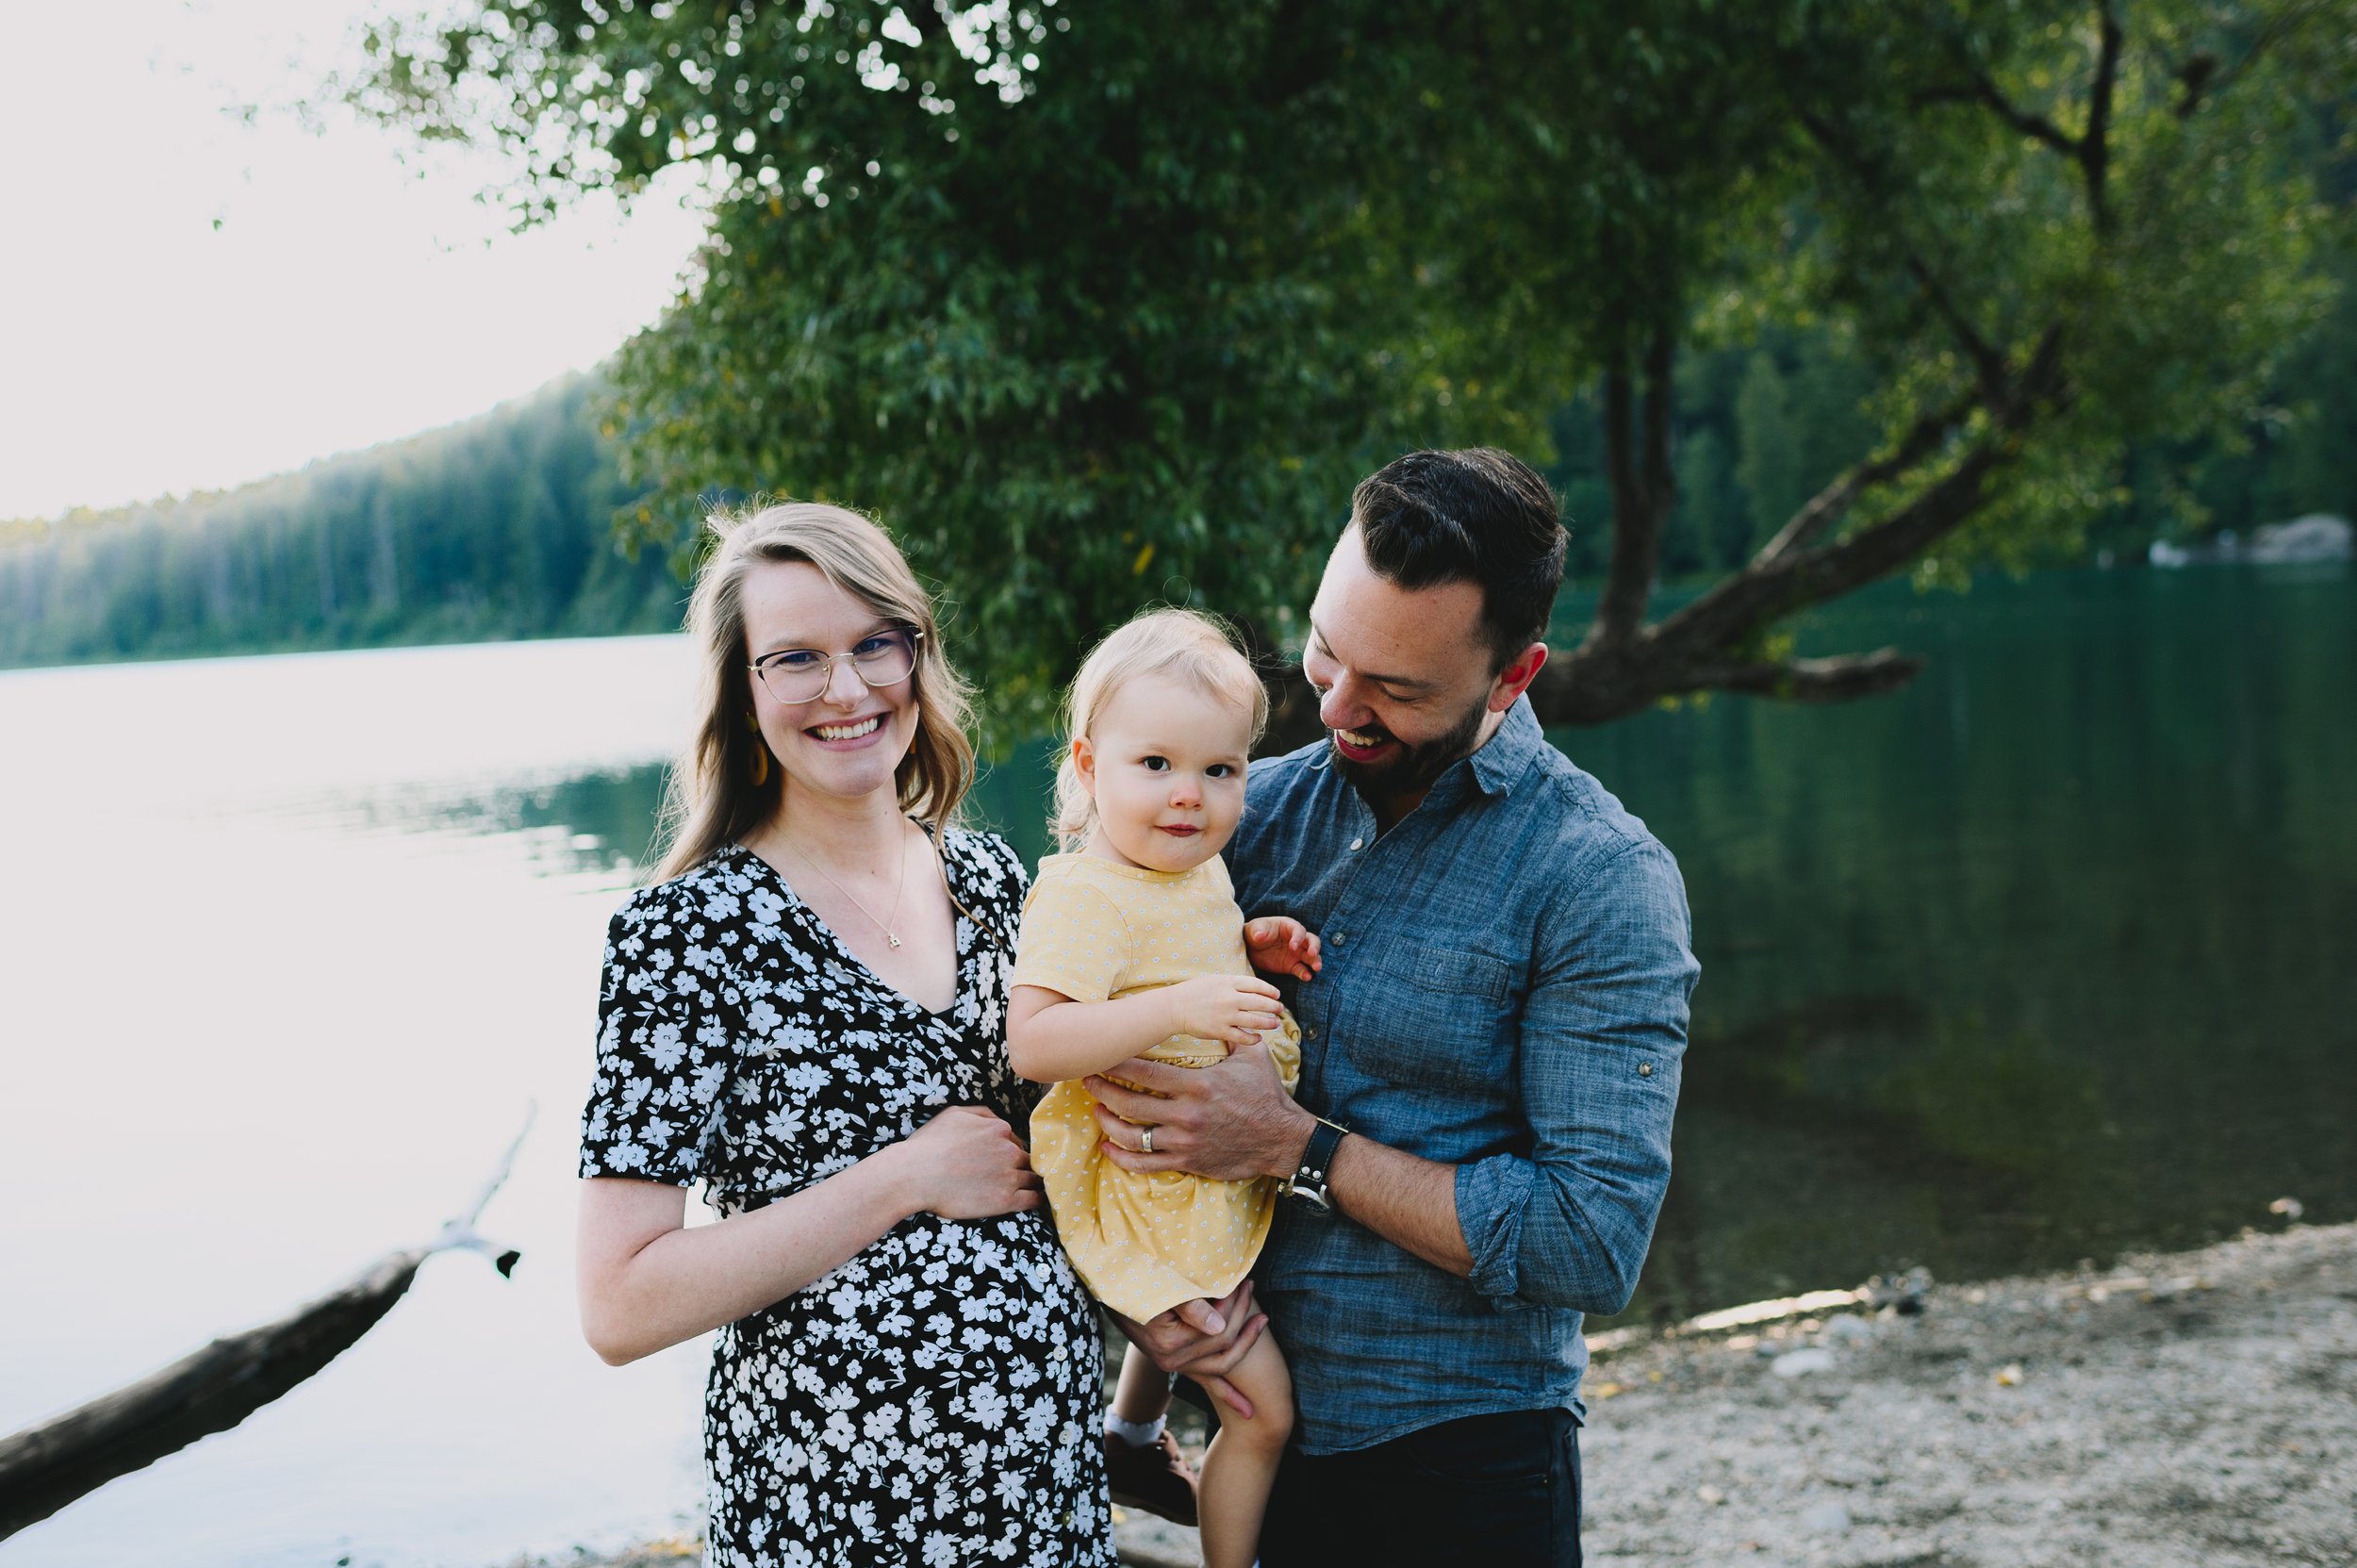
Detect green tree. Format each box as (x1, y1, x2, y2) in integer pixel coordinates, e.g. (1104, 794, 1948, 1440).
(350, 0, 2349, 739)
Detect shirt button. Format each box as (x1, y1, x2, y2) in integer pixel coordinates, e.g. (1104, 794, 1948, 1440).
(1348, 837, 1364, 851)
(1638, 1062, 1655, 1077)
(1330, 933, 1345, 947)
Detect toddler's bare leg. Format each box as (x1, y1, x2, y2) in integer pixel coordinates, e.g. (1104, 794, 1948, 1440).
(1111, 1341, 1174, 1426)
(1195, 1332, 1292, 1568)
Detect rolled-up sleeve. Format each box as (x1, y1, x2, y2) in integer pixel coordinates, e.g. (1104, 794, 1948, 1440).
(1456, 836, 1697, 1313)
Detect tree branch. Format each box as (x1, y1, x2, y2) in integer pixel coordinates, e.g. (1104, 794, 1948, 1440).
(1903, 254, 2011, 401)
(1648, 435, 2011, 664)
(1797, 108, 2011, 400)
(1941, 72, 2080, 158)
(1752, 387, 1983, 567)
(1916, 1, 2124, 228)
(2173, 1, 2326, 120)
(2082, 0, 2122, 230)
(1648, 325, 2065, 668)
(1680, 648, 1927, 703)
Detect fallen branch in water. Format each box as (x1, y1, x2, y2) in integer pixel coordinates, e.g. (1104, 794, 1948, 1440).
(0, 1109, 534, 1541)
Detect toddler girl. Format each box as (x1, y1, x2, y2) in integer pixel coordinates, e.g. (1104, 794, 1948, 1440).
(1007, 608, 1315, 1568)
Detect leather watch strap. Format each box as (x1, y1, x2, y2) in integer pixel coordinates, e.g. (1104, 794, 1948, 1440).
(1289, 1116, 1348, 1208)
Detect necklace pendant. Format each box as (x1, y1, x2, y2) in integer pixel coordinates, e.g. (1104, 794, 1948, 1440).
(888, 933, 902, 949)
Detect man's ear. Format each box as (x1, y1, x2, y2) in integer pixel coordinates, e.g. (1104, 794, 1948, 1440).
(1490, 642, 1550, 712)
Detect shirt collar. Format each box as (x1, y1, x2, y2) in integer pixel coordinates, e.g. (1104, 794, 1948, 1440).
(1465, 694, 1542, 798)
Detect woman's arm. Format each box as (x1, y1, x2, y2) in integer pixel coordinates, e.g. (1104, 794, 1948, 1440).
(1005, 976, 1284, 1084)
(578, 1105, 1040, 1364)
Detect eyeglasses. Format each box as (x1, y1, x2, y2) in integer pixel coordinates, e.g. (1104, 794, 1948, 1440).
(750, 627, 923, 705)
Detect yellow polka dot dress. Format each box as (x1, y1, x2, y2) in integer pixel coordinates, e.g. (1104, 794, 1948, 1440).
(1011, 852, 1303, 1321)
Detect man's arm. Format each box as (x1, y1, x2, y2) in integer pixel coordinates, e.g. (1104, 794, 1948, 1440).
(1091, 835, 1695, 1312)
(1455, 838, 1695, 1312)
(1088, 1048, 1473, 1274)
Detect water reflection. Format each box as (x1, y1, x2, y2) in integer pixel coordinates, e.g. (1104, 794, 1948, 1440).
(1574, 565, 2357, 1324)
(329, 569, 2355, 1331)
(310, 765, 676, 879)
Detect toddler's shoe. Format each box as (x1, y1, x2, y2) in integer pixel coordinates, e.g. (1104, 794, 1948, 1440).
(1104, 1428, 1199, 1527)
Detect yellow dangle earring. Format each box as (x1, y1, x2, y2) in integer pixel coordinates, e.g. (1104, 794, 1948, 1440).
(746, 712, 771, 786)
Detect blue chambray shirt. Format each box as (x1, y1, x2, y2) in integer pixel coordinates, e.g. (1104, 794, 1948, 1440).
(1228, 696, 1697, 1455)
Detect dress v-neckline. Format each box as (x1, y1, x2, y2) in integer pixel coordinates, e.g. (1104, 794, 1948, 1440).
(734, 839, 969, 1024)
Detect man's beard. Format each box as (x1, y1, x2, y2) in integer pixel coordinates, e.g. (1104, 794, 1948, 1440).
(1328, 693, 1490, 809)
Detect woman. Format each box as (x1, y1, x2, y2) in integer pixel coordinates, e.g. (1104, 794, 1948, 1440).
(576, 501, 1113, 1567)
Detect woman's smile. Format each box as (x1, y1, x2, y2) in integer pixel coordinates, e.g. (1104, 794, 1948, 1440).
(804, 712, 888, 746)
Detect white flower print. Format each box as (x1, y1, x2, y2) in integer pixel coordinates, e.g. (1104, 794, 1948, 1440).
(579, 834, 1109, 1568)
(645, 1019, 686, 1071)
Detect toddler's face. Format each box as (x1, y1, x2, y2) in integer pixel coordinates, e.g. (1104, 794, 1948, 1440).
(1079, 673, 1252, 873)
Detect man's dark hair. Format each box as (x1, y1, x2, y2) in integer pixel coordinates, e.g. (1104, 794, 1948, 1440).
(1348, 448, 1568, 668)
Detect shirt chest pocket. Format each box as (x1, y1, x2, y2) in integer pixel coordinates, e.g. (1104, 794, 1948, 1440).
(1343, 939, 1521, 1094)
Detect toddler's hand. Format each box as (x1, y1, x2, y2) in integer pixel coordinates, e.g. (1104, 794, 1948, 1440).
(1244, 916, 1321, 982)
(1166, 973, 1285, 1047)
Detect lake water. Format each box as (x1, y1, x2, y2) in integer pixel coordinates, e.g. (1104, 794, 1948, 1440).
(2, 566, 2350, 1565)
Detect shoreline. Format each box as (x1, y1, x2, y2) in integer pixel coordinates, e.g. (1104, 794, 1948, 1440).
(1579, 1219, 2354, 1566)
(508, 1220, 2355, 1568)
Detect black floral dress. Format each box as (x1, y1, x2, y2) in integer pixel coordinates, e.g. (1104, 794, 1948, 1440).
(580, 829, 1114, 1568)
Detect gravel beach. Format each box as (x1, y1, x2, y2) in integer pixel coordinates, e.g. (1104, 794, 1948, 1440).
(1122, 1220, 2356, 1568)
(1574, 1219, 2355, 1567)
(519, 1221, 2356, 1568)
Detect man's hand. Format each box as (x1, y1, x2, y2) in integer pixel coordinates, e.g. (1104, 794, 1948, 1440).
(1244, 916, 1322, 982)
(1087, 1042, 1314, 1183)
(1108, 1281, 1269, 1419)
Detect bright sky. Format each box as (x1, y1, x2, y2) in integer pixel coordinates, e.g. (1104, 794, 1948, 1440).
(0, 0, 710, 520)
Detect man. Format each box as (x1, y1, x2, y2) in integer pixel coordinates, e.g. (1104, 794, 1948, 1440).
(1086, 448, 1698, 1564)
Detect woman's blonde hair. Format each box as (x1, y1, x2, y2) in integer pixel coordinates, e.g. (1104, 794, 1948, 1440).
(1051, 607, 1269, 852)
(654, 500, 977, 881)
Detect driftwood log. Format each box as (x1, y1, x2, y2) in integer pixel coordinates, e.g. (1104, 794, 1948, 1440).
(0, 1113, 531, 1541)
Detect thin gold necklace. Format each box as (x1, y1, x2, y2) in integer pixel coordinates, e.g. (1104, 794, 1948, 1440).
(779, 820, 914, 949)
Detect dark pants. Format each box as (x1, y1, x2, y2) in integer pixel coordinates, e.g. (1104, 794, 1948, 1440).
(1256, 1407, 1582, 1567)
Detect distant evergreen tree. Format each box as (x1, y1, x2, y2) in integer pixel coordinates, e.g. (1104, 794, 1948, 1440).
(0, 378, 681, 668)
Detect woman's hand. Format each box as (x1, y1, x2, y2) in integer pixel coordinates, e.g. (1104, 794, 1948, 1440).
(1244, 916, 1322, 982)
(896, 1105, 1044, 1219)
(1164, 973, 1284, 1047)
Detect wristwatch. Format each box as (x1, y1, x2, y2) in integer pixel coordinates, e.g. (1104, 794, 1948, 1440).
(1284, 1116, 1349, 1211)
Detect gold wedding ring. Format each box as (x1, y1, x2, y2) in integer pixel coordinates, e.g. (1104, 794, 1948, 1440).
(1141, 1126, 1154, 1155)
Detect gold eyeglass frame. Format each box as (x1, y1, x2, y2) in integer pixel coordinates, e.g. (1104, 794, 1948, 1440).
(749, 627, 925, 705)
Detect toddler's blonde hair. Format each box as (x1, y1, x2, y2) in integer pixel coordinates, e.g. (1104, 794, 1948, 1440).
(1052, 607, 1269, 852)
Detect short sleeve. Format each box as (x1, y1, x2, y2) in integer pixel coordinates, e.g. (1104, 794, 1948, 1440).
(953, 830, 1042, 1128)
(965, 828, 1030, 959)
(579, 882, 743, 1186)
(1008, 867, 1131, 1003)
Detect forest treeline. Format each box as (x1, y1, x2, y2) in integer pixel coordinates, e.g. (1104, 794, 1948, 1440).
(3, 250, 2351, 673)
(0, 377, 681, 668)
